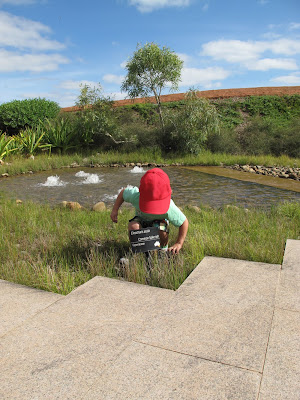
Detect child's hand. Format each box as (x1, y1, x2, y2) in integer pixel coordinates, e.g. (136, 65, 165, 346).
(168, 243, 182, 254)
(110, 210, 118, 223)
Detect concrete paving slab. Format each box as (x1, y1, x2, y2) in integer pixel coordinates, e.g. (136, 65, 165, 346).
(0, 276, 174, 400)
(281, 239, 300, 281)
(275, 276, 300, 312)
(258, 308, 300, 400)
(86, 341, 261, 400)
(0, 279, 63, 337)
(275, 239, 300, 312)
(138, 257, 280, 372)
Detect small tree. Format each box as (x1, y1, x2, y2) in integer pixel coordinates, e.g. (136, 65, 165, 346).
(163, 90, 220, 154)
(121, 42, 183, 131)
(75, 83, 133, 147)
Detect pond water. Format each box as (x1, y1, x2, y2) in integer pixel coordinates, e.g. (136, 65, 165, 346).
(0, 166, 299, 209)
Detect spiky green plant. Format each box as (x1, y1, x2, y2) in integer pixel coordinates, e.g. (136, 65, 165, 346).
(42, 118, 79, 153)
(0, 133, 18, 160)
(16, 126, 51, 156)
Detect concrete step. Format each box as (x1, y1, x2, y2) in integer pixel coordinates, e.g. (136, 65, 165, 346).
(0, 279, 63, 338)
(0, 277, 174, 400)
(0, 240, 299, 399)
(259, 239, 300, 400)
(136, 257, 281, 373)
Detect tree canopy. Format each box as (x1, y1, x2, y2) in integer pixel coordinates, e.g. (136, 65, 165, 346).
(121, 42, 183, 129)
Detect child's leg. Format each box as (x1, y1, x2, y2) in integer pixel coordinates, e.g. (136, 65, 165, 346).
(153, 220, 169, 250)
(159, 231, 169, 248)
(128, 217, 142, 240)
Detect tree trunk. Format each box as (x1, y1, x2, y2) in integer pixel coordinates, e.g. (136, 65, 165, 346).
(153, 88, 165, 132)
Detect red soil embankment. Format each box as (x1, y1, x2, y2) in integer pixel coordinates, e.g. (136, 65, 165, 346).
(61, 86, 300, 112)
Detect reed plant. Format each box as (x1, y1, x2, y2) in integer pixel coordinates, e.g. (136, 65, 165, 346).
(0, 197, 298, 295)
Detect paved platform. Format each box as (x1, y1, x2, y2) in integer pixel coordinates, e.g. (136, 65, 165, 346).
(0, 239, 299, 399)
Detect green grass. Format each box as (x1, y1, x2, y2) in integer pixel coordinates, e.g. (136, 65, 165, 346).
(0, 197, 299, 295)
(1, 150, 299, 177)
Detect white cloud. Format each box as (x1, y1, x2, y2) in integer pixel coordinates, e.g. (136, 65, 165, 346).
(202, 40, 264, 62)
(106, 91, 127, 101)
(268, 39, 300, 56)
(202, 2, 209, 11)
(0, 11, 65, 51)
(202, 38, 300, 71)
(176, 52, 191, 65)
(120, 60, 127, 69)
(246, 58, 298, 71)
(262, 32, 282, 40)
(179, 66, 230, 88)
(0, 0, 37, 5)
(271, 73, 300, 85)
(128, 0, 191, 13)
(0, 49, 69, 72)
(59, 80, 100, 90)
(103, 74, 124, 85)
(289, 22, 300, 30)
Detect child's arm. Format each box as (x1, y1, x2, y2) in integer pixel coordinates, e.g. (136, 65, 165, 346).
(110, 189, 125, 223)
(168, 218, 189, 254)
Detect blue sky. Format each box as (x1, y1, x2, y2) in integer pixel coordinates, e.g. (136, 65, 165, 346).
(0, 0, 299, 107)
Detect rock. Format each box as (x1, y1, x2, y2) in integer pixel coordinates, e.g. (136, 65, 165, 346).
(16, 199, 22, 204)
(0, 159, 4, 165)
(70, 162, 79, 168)
(226, 205, 239, 210)
(28, 171, 33, 174)
(66, 201, 82, 210)
(93, 202, 106, 212)
(279, 173, 289, 179)
(242, 165, 251, 172)
(188, 205, 201, 213)
(119, 258, 129, 267)
(226, 164, 300, 180)
(1, 173, 9, 177)
(289, 173, 298, 180)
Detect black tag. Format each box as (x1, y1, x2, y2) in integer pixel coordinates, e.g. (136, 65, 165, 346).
(130, 227, 161, 253)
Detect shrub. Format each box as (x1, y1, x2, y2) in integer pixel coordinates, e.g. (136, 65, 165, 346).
(206, 128, 241, 154)
(238, 117, 274, 155)
(162, 90, 220, 154)
(75, 84, 133, 149)
(237, 116, 300, 157)
(0, 98, 60, 135)
(269, 118, 300, 158)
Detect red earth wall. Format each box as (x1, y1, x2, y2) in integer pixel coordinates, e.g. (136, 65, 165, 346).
(61, 86, 300, 113)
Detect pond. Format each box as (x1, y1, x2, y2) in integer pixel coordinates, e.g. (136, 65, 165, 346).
(1, 166, 299, 209)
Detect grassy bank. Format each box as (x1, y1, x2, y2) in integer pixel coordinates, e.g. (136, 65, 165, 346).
(0, 197, 299, 295)
(1, 150, 300, 177)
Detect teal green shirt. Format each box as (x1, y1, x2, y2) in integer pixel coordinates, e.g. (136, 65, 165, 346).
(123, 186, 186, 227)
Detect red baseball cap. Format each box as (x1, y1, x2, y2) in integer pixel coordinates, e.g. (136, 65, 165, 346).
(139, 168, 172, 214)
